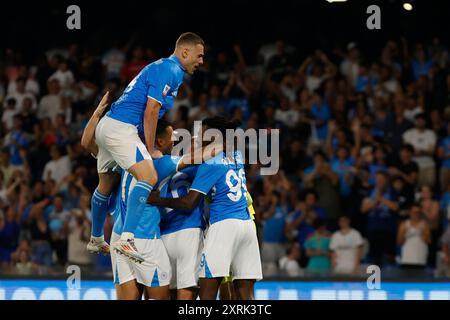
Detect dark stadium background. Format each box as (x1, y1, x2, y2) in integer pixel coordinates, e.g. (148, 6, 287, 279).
(1, 0, 450, 62)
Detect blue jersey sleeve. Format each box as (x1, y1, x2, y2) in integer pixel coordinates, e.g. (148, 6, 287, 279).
(190, 163, 223, 195)
(154, 155, 183, 186)
(146, 62, 174, 106)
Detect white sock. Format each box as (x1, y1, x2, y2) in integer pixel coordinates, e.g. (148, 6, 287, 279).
(120, 232, 134, 241)
(91, 235, 104, 242)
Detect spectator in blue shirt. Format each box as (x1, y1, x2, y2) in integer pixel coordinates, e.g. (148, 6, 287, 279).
(437, 122, 450, 191)
(0, 206, 21, 266)
(261, 191, 288, 275)
(4, 115, 29, 168)
(411, 48, 434, 81)
(361, 171, 400, 266)
(331, 146, 356, 198)
(310, 93, 331, 142)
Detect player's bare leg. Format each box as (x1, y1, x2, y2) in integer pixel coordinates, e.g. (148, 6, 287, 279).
(115, 284, 123, 300)
(144, 285, 170, 300)
(177, 287, 198, 300)
(219, 277, 236, 300)
(119, 280, 144, 300)
(87, 171, 120, 255)
(199, 278, 222, 300)
(170, 289, 178, 300)
(113, 159, 158, 263)
(233, 279, 255, 300)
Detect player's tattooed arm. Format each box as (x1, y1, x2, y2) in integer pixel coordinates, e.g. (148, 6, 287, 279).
(80, 91, 110, 156)
(144, 98, 161, 154)
(148, 189, 203, 210)
(177, 142, 223, 171)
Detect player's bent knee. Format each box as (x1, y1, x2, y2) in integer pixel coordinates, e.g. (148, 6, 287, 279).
(128, 160, 158, 185)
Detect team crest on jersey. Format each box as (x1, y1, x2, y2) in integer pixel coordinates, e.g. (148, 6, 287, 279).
(162, 84, 171, 97)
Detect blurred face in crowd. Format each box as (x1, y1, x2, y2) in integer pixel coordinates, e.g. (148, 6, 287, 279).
(420, 185, 433, 200)
(13, 116, 23, 131)
(16, 79, 25, 93)
(53, 196, 64, 212)
(374, 147, 385, 163)
(209, 85, 220, 99)
(314, 153, 326, 168)
(0, 151, 10, 165)
(32, 181, 44, 198)
(289, 244, 301, 260)
(290, 140, 301, 154)
(5, 207, 15, 221)
(47, 79, 60, 95)
(375, 172, 388, 189)
(417, 49, 426, 62)
(409, 205, 422, 221)
(400, 147, 412, 163)
(305, 192, 317, 207)
(50, 146, 61, 160)
(392, 178, 404, 192)
(415, 116, 426, 130)
(22, 98, 32, 112)
(336, 147, 348, 161)
(334, 95, 346, 113)
(44, 180, 56, 195)
(198, 93, 208, 108)
(18, 250, 29, 264)
(338, 216, 351, 230)
(59, 61, 68, 71)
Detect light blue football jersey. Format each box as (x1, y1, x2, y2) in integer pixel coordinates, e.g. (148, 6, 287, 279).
(159, 166, 206, 235)
(107, 55, 185, 135)
(190, 150, 250, 225)
(112, 155, 182, 239)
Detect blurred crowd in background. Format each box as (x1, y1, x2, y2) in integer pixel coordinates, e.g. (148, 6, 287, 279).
(1, 36, 450, 279)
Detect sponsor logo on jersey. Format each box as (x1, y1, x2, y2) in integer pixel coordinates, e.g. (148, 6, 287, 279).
(162, 84, 171, 97)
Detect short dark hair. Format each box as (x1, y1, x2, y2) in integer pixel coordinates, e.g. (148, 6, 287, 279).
(313, 218, 326, 230)
(176, 32, 204, 48)
(401, 144, 415, 154)
(156, 119, 172, 138)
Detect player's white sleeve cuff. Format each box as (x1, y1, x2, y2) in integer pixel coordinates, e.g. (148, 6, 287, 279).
(189, 188, 207, 195)
(175, 157, 183, 172)
(147, 96, 162, 106)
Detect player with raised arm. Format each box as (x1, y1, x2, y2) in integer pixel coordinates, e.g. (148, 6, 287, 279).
(148, 116, 263, 300)
(87, 33, 204, 262)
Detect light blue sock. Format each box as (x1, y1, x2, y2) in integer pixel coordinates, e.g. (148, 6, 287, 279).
(122, 181, 153, 236)
(91, 189, 110, 237)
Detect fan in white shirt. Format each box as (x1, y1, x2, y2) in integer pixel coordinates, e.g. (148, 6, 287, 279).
(42, 146, 71, 185)
(330, 216, 364, 275)
(48, 61, 75, 91)
(4, 78, 37, 111)
(402, 113, 437, 170)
